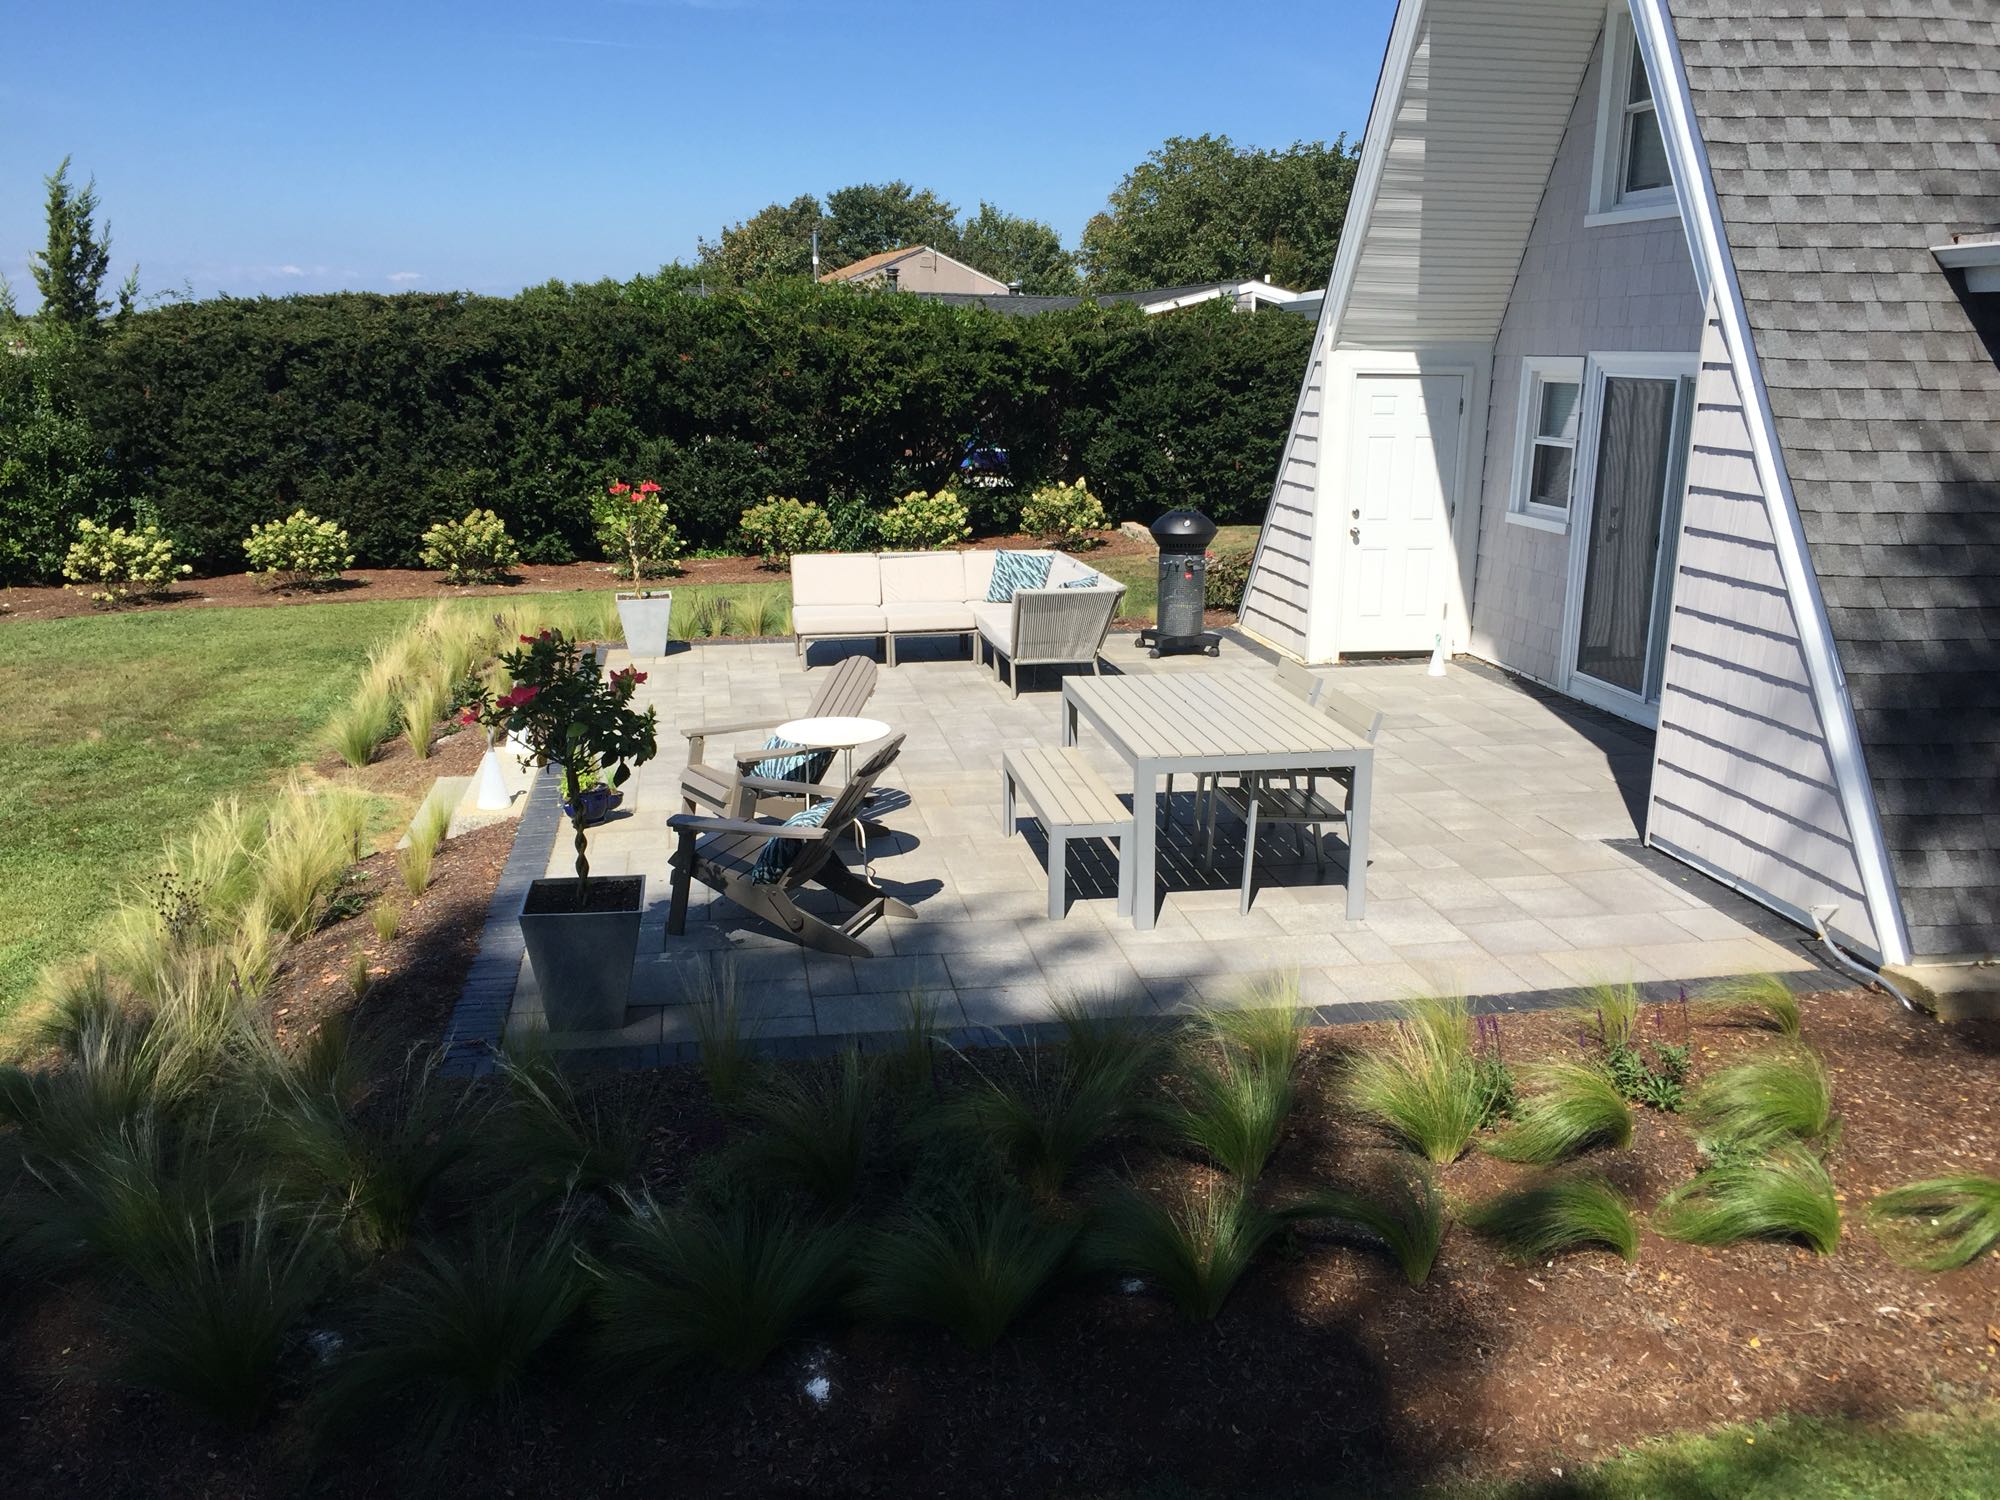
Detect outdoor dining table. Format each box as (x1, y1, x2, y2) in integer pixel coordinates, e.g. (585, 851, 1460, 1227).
(1059, 672, 1374, 930)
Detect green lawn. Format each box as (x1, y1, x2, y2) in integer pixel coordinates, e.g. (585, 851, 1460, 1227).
(0, 589, 638, 1023)
(1444, 1405, 2000, 1500)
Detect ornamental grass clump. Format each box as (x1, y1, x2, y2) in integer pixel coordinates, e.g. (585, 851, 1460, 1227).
(419, 508, 521, 585)
(592, 1192, 851, 1378)
(737, 1050, 875, 1209)
(486, 1044, 646, 1210)
(689, 960, 759, 1109)
(318, 1221, 587, 1455)
(1482, 1061, 1633, 1165)
(249, 1020, 467, 1253)
(1344, 994, 1494, 1164)
(1019, 478, 1109, 548)
(256, 782, 371, 938)
(1086, 1181, 1281, 1323)
(1199, 977, 1307, 1078)
(739, 496, 834, 567)
(1867, 1175, 2000, 1271)
(876, 487, 971, 550)
(1695, 972, 1802, 1038)
(106, 1199, 331, 1429)
(398, 668, 452, 760)
(944, 1020, 1152, 1197)
(1462, 1175, 1640, 1263)
(1288, 1165, 1445, 1287)
(327, 685, 395, 768)
(1655, 1147, 1841, 1254)
(1158, 1049, 1294, 1184)
(1687, 1049, 1837, 1147)
(855, 1192, 1074, 1349)
(593, 478, 684, 580)
(242, 509, 354, 590)
(63, 518, 192, 605)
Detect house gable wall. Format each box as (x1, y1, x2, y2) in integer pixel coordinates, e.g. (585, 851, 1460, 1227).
(1649, 298, 1882, 958)
(1466, 26, 1703, 685)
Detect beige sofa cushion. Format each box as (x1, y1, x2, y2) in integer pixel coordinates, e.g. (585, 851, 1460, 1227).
(881, 552, 969, 605)
(791, 603, 887, 637)
(972, 601, 1015, 652)
(961, 550, 998, 603)
(883, 601, 976, 633)
(792, 553, 881, 607)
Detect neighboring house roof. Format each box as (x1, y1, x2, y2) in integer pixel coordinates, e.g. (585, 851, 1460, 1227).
(1669, 0, 2000, 958)
(913, 281, 1321, 318)
(819, 244, 1011, 294)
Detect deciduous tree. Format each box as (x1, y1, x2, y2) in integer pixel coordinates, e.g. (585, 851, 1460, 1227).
(1079, 134, 1359, 292)
(955, 203, 1078, 295)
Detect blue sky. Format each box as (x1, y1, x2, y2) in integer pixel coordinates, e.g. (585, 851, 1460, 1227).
(1, 0, 1394, 308)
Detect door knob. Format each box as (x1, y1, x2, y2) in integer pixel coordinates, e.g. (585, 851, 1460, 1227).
(1349, 526, 1361, 542)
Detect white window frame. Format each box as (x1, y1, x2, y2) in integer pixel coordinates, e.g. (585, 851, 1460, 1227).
(1585, 3, 1677, 226)
(1507, 356, 1585, 533)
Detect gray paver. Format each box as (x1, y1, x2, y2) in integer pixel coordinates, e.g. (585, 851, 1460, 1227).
(478, 635, 1820, 1060)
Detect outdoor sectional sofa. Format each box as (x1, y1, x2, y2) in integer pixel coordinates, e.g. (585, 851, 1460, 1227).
(790, 549, 1126, 692)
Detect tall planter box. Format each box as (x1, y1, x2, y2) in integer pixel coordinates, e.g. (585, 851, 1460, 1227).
(616, 590, 673, 658)
(518, 873, 645, 1033)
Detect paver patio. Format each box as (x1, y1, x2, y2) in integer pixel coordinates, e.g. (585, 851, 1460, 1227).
(489, 631, 1821, 1059)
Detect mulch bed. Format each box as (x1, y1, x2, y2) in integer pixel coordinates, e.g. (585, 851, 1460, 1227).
(5, 764, 1994, 1497)
(0, 530, 1169, 625)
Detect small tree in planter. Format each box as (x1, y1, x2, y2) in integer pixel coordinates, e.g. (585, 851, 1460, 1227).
(465, 630, 658, 1030)
(593, 480, 684, 581)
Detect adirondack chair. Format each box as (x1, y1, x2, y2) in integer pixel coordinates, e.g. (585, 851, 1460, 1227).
(678, 654, 879, 818)
(666, 734, 914, 958)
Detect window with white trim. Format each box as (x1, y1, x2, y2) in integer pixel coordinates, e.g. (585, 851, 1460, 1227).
(1587, 5, 1676, 222)
(1510, 357, 1584, 525)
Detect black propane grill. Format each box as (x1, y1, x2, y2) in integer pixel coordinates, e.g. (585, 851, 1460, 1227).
(1137, 509, 1223, 658)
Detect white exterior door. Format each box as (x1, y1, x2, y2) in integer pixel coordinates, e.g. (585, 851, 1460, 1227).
(1336, 373, 1465, 654)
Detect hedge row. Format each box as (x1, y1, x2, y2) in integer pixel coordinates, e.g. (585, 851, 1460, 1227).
(35, 278, 1310, 576)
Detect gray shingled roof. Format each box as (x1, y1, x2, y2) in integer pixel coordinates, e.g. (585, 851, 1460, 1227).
(1669, 0, 2000, 957)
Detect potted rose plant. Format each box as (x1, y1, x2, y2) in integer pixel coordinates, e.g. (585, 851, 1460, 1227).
(597, 479, 680, 657)
(465, 629, 657, 1031)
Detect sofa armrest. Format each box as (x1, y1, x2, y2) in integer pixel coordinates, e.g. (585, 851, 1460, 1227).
(1009, 583, 1125, 663)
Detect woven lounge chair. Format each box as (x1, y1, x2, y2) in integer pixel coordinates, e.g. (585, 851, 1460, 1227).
(678, 654, 878, 819)
(666, 734, 913, 958)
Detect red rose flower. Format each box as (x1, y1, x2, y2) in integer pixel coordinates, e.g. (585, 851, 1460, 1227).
(609, 482, 631, 496)
(637, 480, 660, 494)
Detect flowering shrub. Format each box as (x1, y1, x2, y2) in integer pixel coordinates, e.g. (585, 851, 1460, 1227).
(739, 495, 835, 567)
(876, 488, 971, 550)
(420, 508, 520, 584)
(62, 518, 192, 604)
(462, 629, 657, 892)
(1019, 479, 1109, 548)
(592, 479, 684, 581)
(242, 509, 354, 589)
(1204, 549, 1252, 612)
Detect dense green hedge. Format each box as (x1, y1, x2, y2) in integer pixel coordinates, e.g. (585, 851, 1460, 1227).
(12, 279, 1311, 576)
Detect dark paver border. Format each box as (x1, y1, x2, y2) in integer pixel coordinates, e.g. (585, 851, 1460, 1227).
(441, 760, 562, 1078)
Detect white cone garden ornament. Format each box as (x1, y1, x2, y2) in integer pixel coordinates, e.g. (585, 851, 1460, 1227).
(1428, 633, 1448, 677)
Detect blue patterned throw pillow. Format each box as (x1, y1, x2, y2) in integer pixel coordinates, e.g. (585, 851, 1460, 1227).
(752, 735, 835, 783)
(1059, 573, 1102, 588)
(985, 549, 1053, 602)
(751, 801, 832, 884)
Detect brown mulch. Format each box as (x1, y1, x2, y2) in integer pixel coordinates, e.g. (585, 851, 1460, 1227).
(0, 530, 1167, 624)
(6, 778, 1993, 1497)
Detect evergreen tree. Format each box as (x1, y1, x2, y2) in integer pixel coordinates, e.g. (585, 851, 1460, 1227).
(29, 157, 131, 329)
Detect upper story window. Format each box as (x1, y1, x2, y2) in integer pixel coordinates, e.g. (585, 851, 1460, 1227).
(1509, 357, 1584, 530)
(1588, 6, 1677, 224)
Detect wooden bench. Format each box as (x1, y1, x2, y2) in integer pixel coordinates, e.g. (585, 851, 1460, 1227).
(1001, 746, 1134, 920)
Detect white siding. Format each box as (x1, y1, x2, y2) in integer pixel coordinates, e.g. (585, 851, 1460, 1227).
(1239, 347, 1324, 656)
(1339, 0, 1611, 349)
(1466, 28, 1704, 684)
(1647, 303, 1882, 956)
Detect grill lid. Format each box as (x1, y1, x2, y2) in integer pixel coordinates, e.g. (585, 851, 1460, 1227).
(1149, 509, 1217, 553)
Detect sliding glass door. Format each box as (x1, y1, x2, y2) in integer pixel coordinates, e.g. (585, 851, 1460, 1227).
(1563, 357, 1695, 723)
